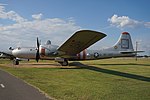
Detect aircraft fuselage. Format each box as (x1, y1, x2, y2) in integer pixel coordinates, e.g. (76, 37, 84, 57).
(12, 46, 135, 61)
(11, 31, 139, 66)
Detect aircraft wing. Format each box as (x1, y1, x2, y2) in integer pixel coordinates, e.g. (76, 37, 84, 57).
(57, 30, 106, 55)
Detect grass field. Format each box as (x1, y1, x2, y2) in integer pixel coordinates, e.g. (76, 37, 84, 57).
(0, 58, 150, 100)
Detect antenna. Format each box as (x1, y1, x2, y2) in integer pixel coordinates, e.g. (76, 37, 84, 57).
(135, 41, 138, 61)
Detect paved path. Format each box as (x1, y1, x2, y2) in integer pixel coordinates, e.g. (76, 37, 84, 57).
(0, 69, 51, 100)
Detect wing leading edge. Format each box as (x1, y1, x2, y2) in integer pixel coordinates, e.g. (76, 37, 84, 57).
(57, 30, 106, 55)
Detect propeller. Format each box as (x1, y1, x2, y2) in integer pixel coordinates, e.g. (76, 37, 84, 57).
(36, 37, 40, 62)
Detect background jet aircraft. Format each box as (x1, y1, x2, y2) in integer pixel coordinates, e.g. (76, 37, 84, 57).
(6, 30, 143, 66)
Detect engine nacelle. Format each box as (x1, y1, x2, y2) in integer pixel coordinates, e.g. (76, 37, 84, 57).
(39, 45, 58, 57)
(76, 49, 90, 60)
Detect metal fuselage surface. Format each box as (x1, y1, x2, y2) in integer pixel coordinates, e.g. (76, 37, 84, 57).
(12, 32, 136, 62)
(12, 46, 135, 61)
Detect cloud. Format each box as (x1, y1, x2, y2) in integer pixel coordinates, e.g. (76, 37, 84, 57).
(0, 18, 81, 48)
(108, 14, 150, 29)
(32, 13, 43, 20)
(144, 22, 150, 28)
(0, 3, 8, 6)
(0, 5, 27, 23)
(0, 5, 81, 50)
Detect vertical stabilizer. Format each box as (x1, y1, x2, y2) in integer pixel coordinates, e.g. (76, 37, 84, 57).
(113, 32, 134, 51)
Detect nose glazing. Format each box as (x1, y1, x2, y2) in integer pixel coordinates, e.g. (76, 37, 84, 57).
(12, 49, 19, 57)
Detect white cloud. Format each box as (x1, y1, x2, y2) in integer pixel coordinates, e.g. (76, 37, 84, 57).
(144, 22, 150, 28)
(0, 5, 27, 23)
(0, 5, 81, 50)
(0, 3, 7, 6)
(0, 4, 80, 48)
(108, 14, 150, 29)
(0, 18, 80, 49)
(32, 13, 43, 20)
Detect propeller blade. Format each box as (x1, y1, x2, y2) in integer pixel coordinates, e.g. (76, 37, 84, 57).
(37, 37, 40, 49)
(36, 37, 40, 62)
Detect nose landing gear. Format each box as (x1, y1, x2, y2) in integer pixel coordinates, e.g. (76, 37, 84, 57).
(13, 59, 19, 65)
(59, 59, 68, 66)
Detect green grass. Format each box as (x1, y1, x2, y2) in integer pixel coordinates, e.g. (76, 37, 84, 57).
(0, 58, 150, 100)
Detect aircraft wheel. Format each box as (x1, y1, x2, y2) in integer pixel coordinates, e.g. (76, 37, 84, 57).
(13, 59, 19, 65)
(60, 59, 68, 66)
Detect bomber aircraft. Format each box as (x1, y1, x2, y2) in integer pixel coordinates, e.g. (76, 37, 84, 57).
(0, 30, 142, 66)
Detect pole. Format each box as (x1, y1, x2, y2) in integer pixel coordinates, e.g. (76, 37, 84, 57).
(135, 41, 138, 61)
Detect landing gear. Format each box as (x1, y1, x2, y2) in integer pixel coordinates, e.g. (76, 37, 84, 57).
(13, 59, 19, 65)
(59, 59, 68, 66)
(55, 57, 69, 66)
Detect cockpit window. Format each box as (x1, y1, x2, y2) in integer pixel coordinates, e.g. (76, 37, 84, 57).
(46, 40, 51, 45)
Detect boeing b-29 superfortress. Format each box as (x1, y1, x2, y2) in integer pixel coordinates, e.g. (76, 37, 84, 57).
(0, 30, 143, 66)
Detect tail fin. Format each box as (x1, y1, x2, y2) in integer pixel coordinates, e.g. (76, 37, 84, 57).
(113, 32, 134, 51)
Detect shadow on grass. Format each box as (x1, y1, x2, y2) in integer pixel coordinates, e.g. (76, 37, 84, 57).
(30, 63, 59, 66)
(66, 62, 150, 82)
(96, 63, 150, 66)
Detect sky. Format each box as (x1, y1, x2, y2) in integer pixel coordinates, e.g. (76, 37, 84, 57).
(0, 0, 150, 55)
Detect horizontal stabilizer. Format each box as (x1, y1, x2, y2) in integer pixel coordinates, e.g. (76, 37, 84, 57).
(120, 51, 144, 54)
(58, 30, 106, 55)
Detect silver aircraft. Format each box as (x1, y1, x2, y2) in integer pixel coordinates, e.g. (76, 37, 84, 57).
(1, 30, 142, 66)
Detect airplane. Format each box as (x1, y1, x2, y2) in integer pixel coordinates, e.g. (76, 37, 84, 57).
(11, 30, 106, 66)
(1, 30, 143, 66)
(0, 47, 14, 59)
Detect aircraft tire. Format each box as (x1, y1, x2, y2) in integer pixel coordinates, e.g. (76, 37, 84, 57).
(13, 59, 19, 65)
(60, 59, 68, 66)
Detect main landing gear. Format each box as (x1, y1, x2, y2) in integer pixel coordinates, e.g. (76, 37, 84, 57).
(59, 59, 68, 66)
(55, 57, 69, 66)
(13, 57, 69, 66)
(13, 59, 19, 65)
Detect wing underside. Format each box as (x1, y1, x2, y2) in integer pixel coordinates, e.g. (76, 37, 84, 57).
(57, 30, 106, 56)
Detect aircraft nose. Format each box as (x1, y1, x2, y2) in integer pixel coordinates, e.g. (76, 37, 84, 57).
(12, 48, 20, 57)
(12, 47, 37, 59)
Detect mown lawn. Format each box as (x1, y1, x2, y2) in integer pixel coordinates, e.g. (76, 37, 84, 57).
(0, 58, 150, 100)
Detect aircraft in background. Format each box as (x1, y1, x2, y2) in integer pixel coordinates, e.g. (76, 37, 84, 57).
(1, 30, 143, 66)
(0, 47, 14, 59)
